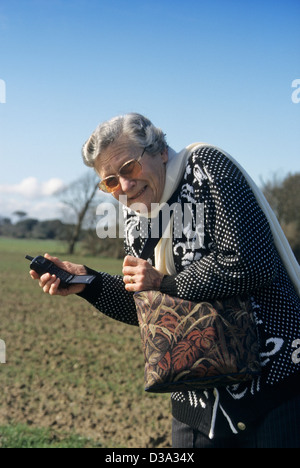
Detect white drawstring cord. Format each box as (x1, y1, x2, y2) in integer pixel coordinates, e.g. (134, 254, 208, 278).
(209, 388, 238, 439)
(209, 389, 219, 439)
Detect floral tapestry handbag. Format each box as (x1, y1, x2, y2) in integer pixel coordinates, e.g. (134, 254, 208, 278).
(134, 291, 261, 393)
(134, 193, 261, 393)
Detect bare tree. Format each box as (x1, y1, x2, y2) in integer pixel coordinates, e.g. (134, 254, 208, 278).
(57, 171, 100, 254)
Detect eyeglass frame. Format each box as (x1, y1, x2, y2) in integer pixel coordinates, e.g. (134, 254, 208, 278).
(98, 147, 148, 193)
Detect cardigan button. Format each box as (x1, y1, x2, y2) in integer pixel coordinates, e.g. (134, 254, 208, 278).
(237, 422, 246, 431)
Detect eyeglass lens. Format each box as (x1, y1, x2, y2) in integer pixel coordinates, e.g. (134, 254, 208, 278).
(100, 159, 142, 192)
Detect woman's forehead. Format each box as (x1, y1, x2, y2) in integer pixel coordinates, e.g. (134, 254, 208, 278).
(95, 137, 139, 176)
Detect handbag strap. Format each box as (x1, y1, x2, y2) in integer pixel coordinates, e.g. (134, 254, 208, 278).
(140, 185, 181, 261)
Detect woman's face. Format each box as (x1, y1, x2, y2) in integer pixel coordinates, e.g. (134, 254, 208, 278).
(94, 136, 168, 212)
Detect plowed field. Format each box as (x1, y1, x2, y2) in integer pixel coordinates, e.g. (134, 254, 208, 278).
(0, 238, 171, 448)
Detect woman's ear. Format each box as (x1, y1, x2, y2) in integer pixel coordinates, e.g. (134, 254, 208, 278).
(161, 147, 168, 164)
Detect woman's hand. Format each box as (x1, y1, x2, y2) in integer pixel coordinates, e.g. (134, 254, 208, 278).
(30, 253, 87, 297)
(122, 256, 164, 292)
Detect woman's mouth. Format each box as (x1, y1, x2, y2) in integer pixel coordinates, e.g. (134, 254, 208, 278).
(129, 185, 147, 201)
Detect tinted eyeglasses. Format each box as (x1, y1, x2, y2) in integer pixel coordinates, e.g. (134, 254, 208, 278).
(98, 147, 147, 193)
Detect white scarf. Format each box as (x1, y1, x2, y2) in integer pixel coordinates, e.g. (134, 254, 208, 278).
(136, 143, 300, 296)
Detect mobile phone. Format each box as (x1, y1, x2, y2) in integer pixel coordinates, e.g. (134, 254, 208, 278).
(26, 255, 96, 288)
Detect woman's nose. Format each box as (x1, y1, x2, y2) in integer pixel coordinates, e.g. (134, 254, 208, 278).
(119, 176, 136, 193)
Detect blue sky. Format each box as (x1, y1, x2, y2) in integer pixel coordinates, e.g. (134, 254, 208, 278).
(0, 0, 299, 220)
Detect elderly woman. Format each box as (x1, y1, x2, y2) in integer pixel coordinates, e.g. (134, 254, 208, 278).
(31, 113, 300, 448)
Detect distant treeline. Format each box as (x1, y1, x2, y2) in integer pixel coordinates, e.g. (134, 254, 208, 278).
(0, 217, 68, 240)
(0, 217, 124, 258)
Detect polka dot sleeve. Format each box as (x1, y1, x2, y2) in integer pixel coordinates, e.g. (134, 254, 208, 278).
(77, 270, 138, 326)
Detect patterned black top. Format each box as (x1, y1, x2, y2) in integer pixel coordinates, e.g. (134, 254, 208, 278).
(79, 146, 300, 438)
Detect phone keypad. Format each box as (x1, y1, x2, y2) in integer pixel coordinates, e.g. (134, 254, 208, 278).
(47, 265, 74, 282)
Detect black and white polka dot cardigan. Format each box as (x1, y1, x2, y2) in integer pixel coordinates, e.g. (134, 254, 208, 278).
(79, 146, 300, 436)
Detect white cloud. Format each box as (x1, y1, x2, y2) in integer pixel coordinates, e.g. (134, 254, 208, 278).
(0, 177, 65, 199)
(0, 194, 66, 220)
(28, 200, 66, 220)
(0, 177, 67, 220)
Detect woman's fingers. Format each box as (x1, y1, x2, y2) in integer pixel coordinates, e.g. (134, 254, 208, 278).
(122, 255, 164, 292)
(41, 274, 59, 293)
